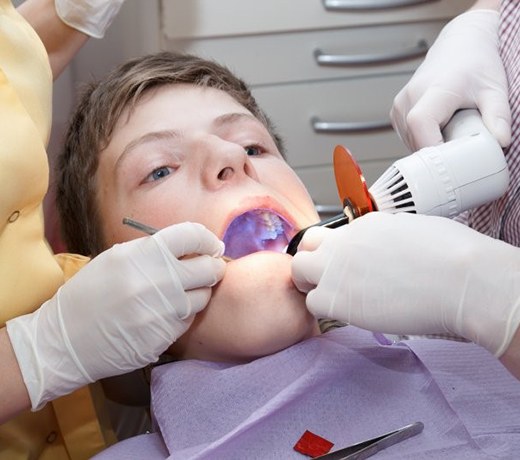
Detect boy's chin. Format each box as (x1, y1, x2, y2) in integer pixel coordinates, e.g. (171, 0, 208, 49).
(170, 250, 320, 363)
(220, 251, 318, 358)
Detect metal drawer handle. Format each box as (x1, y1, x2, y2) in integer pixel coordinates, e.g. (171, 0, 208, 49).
(322, 0, 439, 10)
(311, 116, 393, 133)
(314, 40, 428, 66)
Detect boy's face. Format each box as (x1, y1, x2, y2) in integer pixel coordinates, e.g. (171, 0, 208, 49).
(97, 84, 321, 362)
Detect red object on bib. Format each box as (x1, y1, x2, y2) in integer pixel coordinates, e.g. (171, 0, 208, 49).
(293, 430, 334, 458)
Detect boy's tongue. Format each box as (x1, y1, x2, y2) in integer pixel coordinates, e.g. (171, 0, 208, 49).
(222, 209, 292, 259)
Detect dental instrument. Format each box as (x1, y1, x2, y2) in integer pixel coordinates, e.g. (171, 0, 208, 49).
(286, 109, 509, 255)
(123, 217, 158, 235)
(122, 218, 236, 261)
(312, 421, 424, 460)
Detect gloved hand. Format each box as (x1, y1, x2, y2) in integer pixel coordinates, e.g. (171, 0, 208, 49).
(54, 0, 126, 38)
(391, 8, 511, 151)
(6, 222, 226, 410)
(291, 212, 520, 357)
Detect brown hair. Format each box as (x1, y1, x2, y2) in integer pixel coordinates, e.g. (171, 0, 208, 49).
(56, 51, 284, 256)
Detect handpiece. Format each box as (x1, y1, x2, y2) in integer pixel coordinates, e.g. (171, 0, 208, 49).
(286, 109, 509, 255)
(369, 109, 509, 217)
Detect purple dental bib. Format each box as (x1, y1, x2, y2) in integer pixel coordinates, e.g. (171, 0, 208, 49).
(95, 327, 520, 459)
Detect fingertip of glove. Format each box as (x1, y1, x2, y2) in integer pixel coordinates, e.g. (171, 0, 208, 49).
(210, 257, 227, 286)
(185, 287, 212, 317)
(298, 226, 331, 252)
(214, 240, 226, 258)
(491, 118, 512, 148)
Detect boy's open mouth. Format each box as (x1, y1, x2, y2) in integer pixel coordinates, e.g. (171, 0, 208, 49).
(222, 209, 294, 259)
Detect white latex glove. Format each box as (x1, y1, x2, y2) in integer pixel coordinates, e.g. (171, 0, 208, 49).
(391, 9, 511, 151)
(54, 0, 126, 38)
(6, 222, 226, 410)
(292, 213, 520, 357)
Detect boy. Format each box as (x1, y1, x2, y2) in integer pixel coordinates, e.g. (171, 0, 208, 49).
(57, 52, 520, 459)
(57, 52, 322, 363)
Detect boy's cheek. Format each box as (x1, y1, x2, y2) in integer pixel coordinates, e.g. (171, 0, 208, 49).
(223, 251, 293, 283)
(214, 251, 302, 318)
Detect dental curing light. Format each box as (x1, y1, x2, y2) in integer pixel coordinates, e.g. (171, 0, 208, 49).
(367, 109, 509, 217)
(286, 109, 509, 255)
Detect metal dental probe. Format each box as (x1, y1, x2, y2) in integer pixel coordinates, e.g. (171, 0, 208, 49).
(122, 217, 232, 262)
(122, 217, 159, 235)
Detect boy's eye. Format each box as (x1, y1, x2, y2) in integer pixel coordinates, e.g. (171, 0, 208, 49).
(245, 145, 262, 156)
(146, 166, 173, 182)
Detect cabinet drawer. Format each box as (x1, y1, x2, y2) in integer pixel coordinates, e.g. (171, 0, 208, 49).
(252, 73, 411, 169)
(161, 0, 474, 39)
(165, 21, 446, 85)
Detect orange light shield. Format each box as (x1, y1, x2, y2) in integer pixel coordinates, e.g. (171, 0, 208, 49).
(333, 145, 373, 218)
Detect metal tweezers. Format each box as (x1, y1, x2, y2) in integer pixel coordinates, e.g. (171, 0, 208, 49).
(313, 421, 424, 460)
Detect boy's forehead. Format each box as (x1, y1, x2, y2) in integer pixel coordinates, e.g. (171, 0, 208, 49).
(114, 84, 257, 136)
(106, 84, 265, 162)
(144, 84, 249, 116)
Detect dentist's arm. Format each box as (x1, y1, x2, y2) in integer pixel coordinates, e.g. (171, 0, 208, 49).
(0, 328, 31, 422)
(390, 0, 510, 151)
(17, 0, 126, 80)
(1, 223, 225, 422)
(17, 0, 88, 80)
(291, 213, 520, 378)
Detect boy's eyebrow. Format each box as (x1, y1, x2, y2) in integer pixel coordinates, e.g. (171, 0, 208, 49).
(116, 130, 179, 168)
(212, 112, 260, 128)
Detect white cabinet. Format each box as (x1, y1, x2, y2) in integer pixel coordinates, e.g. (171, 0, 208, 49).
(161, 0, 474, 38)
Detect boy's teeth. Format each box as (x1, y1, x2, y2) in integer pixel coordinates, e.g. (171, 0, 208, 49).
(260, 211, 282, 237)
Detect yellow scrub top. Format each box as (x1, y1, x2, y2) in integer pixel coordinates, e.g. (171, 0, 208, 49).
(0, 1, 114, 458)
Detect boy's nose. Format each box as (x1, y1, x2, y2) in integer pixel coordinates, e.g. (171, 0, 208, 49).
(217, 167, 235, 181)
(200, 137, 257, 188)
